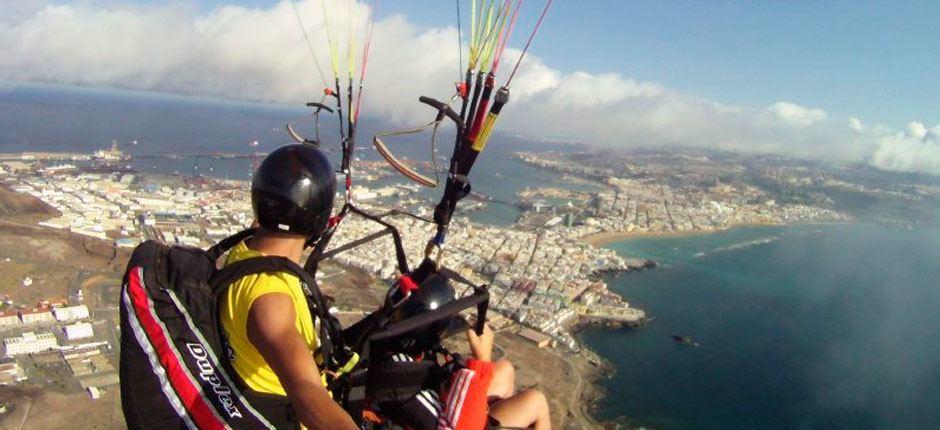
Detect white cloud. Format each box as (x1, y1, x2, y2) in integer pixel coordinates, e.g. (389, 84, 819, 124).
(768, 102, 828, 127)
(870, 122, 940, 175)
(849, 117, 864, 131)
(905, 121, 928, 140)
(0, 1, 937, 175)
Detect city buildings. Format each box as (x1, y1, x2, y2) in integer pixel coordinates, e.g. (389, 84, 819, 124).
(518, 328, 552, 348)
(64, 322, 95, 341)
(0, 311, 19, 328)
(3, 332, 58, 356)
(0, 357, 26, 384)
(19, 308, 55, 325)
(7, 147, 912, 357)
(53, 305, 90, 322)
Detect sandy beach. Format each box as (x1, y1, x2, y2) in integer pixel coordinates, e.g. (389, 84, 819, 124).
(581, 229, 719, 247)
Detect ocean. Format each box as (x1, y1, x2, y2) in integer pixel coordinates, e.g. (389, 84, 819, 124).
(580, 224, 940, 429)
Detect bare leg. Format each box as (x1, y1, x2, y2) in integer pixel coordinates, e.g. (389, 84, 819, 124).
(488, 389, 551, 430)
(487, 359, 515, 399)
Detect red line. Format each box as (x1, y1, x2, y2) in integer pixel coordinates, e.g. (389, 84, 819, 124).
(467, 74, 496, 142)
(354, 0, 381, 124)
(491, 0, 523, 73)
(127, 268, 228, 430)
(506, 0, 553, 87)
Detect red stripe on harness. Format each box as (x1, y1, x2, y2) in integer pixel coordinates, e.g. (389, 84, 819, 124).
(398, 275, 420, 295)
(127, 267, 229, 430)
(328, 215, 343, 228)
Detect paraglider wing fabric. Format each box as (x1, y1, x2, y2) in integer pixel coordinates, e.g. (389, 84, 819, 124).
(286, 123, 308, 144)
(373, 135, 438, 187)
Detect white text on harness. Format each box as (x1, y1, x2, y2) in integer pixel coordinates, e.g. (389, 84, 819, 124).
(186, 343, 244, 418)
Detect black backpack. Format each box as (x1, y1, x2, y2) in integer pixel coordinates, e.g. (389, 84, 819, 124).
(118, 229, 352, 429)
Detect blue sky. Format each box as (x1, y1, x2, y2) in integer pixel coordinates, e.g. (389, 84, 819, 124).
(3, 0, 940, 173)
(119, 0, 939, 127)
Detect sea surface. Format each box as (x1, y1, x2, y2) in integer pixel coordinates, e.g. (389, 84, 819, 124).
(580, 224, 940, 429)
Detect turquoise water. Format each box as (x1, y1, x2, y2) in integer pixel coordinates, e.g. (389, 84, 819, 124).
(580, 224, 940, 429)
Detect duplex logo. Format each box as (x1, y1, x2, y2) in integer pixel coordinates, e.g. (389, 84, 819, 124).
(186, 343, 243, 418)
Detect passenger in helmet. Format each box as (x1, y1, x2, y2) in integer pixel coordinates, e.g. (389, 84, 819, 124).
(380, 273, 553, 430)
(381, 273, 470, 356)
(219, 144, 358, 430)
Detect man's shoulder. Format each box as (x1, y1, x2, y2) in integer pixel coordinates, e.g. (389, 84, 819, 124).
(231, 268, 303, 299)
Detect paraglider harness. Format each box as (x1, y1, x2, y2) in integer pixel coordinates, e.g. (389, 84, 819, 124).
(118, 227, 357, 429)
(318, 235, 491, 429)
(118, 221, 489, 430)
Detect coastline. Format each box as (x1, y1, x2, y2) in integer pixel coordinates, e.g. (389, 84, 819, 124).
(580, 222, 791, 247)
(565, 317, 638, 428)
(581, 221, 859, 248)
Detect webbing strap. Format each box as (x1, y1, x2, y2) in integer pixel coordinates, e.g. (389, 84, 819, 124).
(206, 228, 256, 261)
(210, 255, 351, 375)
(318, 229, 391, 261)
(366, 361, 434, 402)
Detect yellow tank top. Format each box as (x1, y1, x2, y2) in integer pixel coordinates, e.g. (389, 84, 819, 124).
(220, 240, 320, 396)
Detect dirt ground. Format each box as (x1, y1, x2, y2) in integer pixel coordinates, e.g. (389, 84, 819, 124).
(0, 386, 124, 430)
(0, 222, 128, 307)
(0, 189, 128, 429)
(0, 185, 59, 220)
(0, 187, 128, 306)
(319, 261, 388, 312)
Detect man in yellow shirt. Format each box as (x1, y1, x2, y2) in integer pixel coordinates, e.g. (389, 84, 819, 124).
(220, 239, 322, 396)
(220, 144, 357, 430)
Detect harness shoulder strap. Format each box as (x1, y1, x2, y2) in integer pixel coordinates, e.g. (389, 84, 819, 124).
(209, 256, 305, 297)
(210, 255, 347, 371)
(206, 228, 256, 261)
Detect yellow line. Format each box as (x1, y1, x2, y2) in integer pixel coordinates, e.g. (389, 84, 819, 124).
(472, 112, 499, 152)
(320, 0, 340, 78)
(347, 0, 356, 79)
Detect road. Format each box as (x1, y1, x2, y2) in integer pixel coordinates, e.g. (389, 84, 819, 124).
(15, 396, 32, 430)
(546, 347, 605, 430)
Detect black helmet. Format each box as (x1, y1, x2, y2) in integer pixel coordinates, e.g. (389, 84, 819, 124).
(252, 144, 336, 238)
(384, 274, 468, 355)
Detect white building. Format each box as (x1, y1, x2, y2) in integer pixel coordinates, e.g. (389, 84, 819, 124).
(0, 358, 26, 384)
(3, 332, 58, 356)
(0, 312, 20, 328)
(64, 322, 94, 341)
(350, 186, 377, 201)
(19, 308, 55, 325)
(52, 305, 90, 322)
